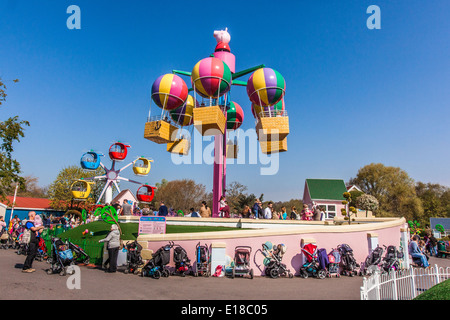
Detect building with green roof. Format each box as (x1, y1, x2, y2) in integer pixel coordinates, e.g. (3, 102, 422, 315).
(302, 179, 347, 220)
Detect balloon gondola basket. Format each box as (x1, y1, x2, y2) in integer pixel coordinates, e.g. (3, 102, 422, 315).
(255, 112, 290, 141)
(226, 143, 238, 159)
(167, 138, 190, 155)
(193, 106, 226, 136)
(144, 118, 178, 144)
(259, 137, 288, 154)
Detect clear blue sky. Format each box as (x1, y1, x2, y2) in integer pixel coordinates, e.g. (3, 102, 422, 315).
(1, 0, 449, 201)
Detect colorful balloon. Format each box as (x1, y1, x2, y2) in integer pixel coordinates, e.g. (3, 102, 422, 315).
(246, 68, 286, 107)
(170, 95, 195, 126)
(191, 57, 232, 99)
(226, 101, 244, 130)
(251, 99, 286, 119)
(151, 74, 188, 111)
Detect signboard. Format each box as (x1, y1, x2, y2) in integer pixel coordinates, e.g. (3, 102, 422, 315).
(138, 216, 166, 235)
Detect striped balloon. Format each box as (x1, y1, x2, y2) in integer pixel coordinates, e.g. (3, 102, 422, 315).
(226, 101, 244, 130)
(151, 74, 188, 111)
(247, 68, 285, 107)
(170, 95, 195, 126)
(251, 99, 285, 119)
(191, 57, 232, 99)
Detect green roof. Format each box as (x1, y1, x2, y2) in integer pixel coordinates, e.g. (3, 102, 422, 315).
(306, 179, 347, 201)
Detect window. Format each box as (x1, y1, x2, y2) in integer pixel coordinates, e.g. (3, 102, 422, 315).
(321, 205, 336, 219)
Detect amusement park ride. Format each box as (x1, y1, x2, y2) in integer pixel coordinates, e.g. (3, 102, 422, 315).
(70, 142, 156, 205)
(143, 28, 289, 217)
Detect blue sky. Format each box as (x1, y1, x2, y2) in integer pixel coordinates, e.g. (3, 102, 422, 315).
(1, 0, 449, 201)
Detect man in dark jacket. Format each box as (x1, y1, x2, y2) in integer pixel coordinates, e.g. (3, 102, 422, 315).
(22, 211, 44, 273)
(158, 201, 168, 216)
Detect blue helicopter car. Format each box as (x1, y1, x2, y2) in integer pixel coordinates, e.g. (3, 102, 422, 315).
(80, 151, 104, 170)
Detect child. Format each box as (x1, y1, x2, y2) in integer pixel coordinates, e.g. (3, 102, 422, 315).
(219, 196, 226, 218)
(34, 214, 44, 237)
(301, 204, 313, 221)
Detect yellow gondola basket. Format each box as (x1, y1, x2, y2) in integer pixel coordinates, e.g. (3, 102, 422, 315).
(167, 138, 190, 155)
(259, 137, 288, 154)
(144, 120, 178, 144)
(193, 106, 226, 136)
(256, 114, 290, 141)
(226, 143, 238, 159)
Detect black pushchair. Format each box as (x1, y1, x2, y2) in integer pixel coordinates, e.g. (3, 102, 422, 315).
(46, 237, 75, 276)
(338, 244, 360, 276)
(359, 245, 384, 276)
(124, 240, 143, 274)
(194, 242, 210, 277)
(67, 241, 90, 264)
(172, 244, 192, 277)
(381, 245, 403, 272)
(141, 242, 172, 279)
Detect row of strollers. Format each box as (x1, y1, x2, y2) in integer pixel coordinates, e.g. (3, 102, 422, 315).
(121, 241, 407, 280)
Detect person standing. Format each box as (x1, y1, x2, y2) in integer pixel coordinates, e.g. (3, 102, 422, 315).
(264, 202, 273, 220)
(99, 224, 121, 273)
(158, 201, 168, 217)
(22, 211, 44, 273)
(280, 207, 288, 220)
(199, 201, 211, 218)
(120, 199, 132, 216)
(252, 199, 260, 219)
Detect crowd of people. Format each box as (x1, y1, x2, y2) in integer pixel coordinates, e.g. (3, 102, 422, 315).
(122, 197, 327, 221)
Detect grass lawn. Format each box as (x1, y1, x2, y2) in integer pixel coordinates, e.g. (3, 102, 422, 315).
(414, 279, 450, 300)
(57, 221, 244, 241)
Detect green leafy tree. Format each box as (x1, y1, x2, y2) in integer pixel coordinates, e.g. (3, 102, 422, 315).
(349, 163, 423, 221)
(415, 182, 450, 225)
(47, 165, 107, 210)
(0, 78, 30, 201)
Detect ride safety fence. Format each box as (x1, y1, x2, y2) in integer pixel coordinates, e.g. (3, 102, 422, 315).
(360, 265, 450, 300)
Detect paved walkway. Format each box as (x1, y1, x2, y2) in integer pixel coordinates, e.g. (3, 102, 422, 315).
(1, 250, 449, 300)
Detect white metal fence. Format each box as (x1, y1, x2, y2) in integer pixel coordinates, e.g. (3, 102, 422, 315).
(360, 265, 450, 300)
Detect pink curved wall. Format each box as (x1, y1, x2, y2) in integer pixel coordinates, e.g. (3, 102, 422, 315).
(143, 223, 403, 276)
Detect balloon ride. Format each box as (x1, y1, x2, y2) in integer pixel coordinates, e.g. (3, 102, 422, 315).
(71, 142, 157, 204)
(143, 28, 289, 216)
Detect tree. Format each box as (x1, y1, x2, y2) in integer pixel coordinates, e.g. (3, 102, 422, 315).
(341, 192, 357, 224)
(47, 165, 107, 210)
(415, 182, 450, 226)
(14, 175, 48, 198)
(349, 163, 423, 221)
(356, 194, 379, 217)
(153, 179, 208, 214)
(0, 78, 30, 201)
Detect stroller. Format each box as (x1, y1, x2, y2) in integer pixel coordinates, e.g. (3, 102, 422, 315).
(194, 242, 210, 277)
(381, 245, 403, 272)
(261, 242, 293, 279)
(124, 240, 143, 274)
(327, 248, 341, 278)
(67, 241, 90, 264)
(230, 246, 254, 279)
(359, 246, 384, 276)
(35, 237, 48, 262)
(338, 244, 359, 276)
(172, 244, 192, 277)
(46, 237, 75, 276)
(299, 243, 327, 279)
(141, 242, 172, 279)
(0, 230, 11, 249)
